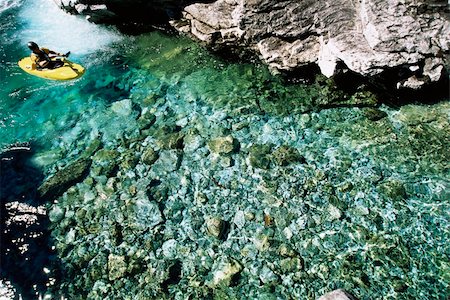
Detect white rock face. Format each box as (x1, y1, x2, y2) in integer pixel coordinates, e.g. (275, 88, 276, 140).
(172, 0, 449, 89)
(318, 38, 339, 78)
(162, 239, 178, 258)
(55, 0, 449, 89)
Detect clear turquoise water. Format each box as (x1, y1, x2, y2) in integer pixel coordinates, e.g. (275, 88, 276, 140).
(1, 0, 449, 299)
(0, 0, 122, 151)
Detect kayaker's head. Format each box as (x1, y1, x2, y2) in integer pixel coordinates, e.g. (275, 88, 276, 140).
(27, 41, 39, 53)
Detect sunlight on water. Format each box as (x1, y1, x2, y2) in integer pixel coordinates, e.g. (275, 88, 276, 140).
(0, 0, 22, 14)
(19, 0, 121, 55)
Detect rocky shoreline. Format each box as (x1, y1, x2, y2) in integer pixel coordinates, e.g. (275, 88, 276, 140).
(54, 0, 450, 93)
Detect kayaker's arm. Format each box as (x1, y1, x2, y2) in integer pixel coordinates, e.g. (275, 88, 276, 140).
(47, 50, 63, 58)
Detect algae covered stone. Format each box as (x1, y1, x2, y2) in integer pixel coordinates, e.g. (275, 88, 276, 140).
(378, 179, 407, 200)
(272, 145, 305, 166)
(279, 257, 303, 273)
(206, 216, 227, 239)
(248, 143, 273, 169)
(92, 149, 120, 176)
(207, 135, 239, 155)
(142, 147, 159, 165)
(108, 254, 127, 280)
(38, 158, 91, 200)
(137, 111, 156, 130)
(158, 132, 184, 150)
(364, 108, 388, 121)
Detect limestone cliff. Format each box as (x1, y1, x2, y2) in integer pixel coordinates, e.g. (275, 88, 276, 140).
(55, 0, 449, 90)
(172, 0, 449, 89)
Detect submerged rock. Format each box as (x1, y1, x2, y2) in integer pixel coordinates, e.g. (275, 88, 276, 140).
(92, 149, 120, 177)
(152, 150, 182, 173)
(81, 137, 103, 159)
(208, 135, 239, 155)
(108, 254, 127, 280)
(378, 179, 407, 200)
(111, 99, 133, 117)
(119, 150, 139, 170)
(318, 289, 357, 300)
(141, 147, 159, 165)
(48, 205, 65, 223)
(248, 143, 273, 169)
(259, 265, 279, 284)
(279, 257, 303, 273)
(158, 132, 185, 150)
(205, 216, 226, 239)
(364, 108, 388, 121)
(131, 193, 163, 231)
(137, 111, 156, 130)
(38, 158, 91, 200)
(272, 145, 306, 166)
(208, 256, 242, 287)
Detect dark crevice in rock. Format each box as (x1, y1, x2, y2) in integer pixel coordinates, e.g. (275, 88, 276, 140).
(370, 67, 449, 107)
(280, 63, 322, 84)
(113, 222, 124, 246)
(229, 271, 242, 287)
(282, 61, 449, 108)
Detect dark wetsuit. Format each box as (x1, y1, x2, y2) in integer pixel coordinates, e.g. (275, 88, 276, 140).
(31, 48, 64, 69)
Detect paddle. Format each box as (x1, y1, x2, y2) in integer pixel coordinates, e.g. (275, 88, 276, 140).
(64, 59, 81, 75)
(53, 52, 81, 75)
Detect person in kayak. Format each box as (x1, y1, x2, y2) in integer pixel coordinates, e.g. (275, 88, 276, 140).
(27, 41, 70, 70)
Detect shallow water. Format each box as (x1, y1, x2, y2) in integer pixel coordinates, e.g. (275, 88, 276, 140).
(1, 0, 449, 299)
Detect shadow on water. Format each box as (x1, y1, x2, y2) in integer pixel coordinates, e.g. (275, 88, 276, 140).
(370, 67, 450, 107)
(0, 143, 58, 298)
(69, 0, 217, 34)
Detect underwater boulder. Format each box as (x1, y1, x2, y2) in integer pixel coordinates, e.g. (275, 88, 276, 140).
(207, 256, 242, 287)
(248, 143, 273, 169)
(272, 145, 306, 166)
(318, 289, 357, 300)
(207, 135, 239, 155)
(38, 158, 91, 200)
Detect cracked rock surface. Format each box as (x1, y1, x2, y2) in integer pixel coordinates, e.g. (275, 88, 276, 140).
(55, 0, 449, 89)
(172, 0, 449, 89)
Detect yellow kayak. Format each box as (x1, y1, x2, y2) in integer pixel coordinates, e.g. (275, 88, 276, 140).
(18, 57, 85, 80)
